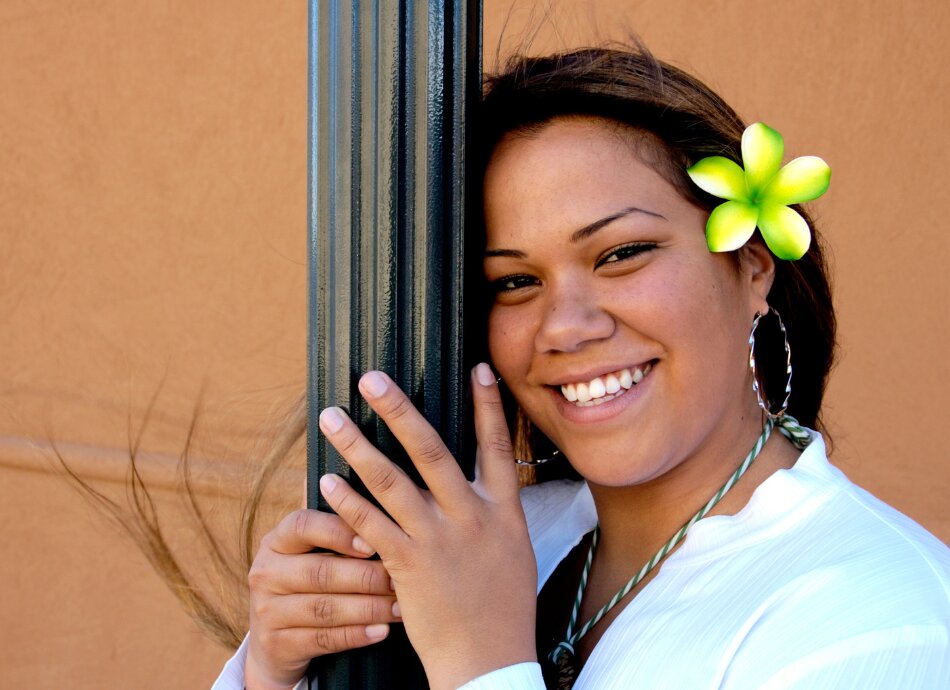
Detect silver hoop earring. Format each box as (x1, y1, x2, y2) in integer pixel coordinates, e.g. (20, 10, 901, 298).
(515, 450, 561, 466)
(749, 306, 792, 419)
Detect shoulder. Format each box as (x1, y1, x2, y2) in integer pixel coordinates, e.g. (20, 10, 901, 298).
(750, 431, 950, 596)
(717, 437, 950, 687)
(801, 440, 950, 603)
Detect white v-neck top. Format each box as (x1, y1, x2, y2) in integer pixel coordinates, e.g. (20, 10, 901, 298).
(213, 433, 950, 689)
(463, 432, 950, 688)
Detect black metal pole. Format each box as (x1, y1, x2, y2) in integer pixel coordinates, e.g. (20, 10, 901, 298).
(306, 1, 481, 687)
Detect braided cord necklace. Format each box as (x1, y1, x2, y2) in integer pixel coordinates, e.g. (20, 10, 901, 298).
(548, 415, 811, 687)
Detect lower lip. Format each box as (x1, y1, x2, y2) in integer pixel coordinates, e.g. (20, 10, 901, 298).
(550, 366, 654, 425)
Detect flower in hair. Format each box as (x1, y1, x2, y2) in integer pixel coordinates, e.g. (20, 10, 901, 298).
(686, 122, 831, 260)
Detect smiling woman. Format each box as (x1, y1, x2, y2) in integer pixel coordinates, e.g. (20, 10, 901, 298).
(484, 118, 777, 490)
(207, 46, 950, 690)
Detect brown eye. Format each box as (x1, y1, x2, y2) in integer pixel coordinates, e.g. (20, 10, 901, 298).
(596, 242, 657, 268)
(490, 274, 538, 294)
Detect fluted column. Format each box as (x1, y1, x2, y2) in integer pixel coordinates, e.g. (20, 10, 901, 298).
(306, 1, 481, 686)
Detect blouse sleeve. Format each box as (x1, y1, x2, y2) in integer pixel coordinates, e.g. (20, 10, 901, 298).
(210, 633, 309, 690)
(725, 625, 949, 689)
(457, 662, 546, 690)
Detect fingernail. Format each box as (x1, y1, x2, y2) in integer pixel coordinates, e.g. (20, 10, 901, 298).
(352, 535, 374, 555)
(366, 623, 389, 640)
(319, 407, 345, 434)
(319, 474, 340, 496)
(391, 601, 401, 618)
(361, 371, 388, 398)
(475, 362, 495, 387)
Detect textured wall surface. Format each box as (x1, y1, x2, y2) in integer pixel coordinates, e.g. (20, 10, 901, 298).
(0, 2, 309, 687)
(1, 1, 947, 687)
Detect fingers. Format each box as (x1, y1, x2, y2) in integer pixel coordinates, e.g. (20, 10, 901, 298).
(260, 623, 392, 660)
(258, 592, 401, 630)
(254, 552, 394, 597)
(319, 472, 410, 556)
(267, 509, 376, 558)
(318, 406, 431, 532)
(470, 363, 518, 499)
(247, 509, 401, 683)
(353, 370, 474, 507)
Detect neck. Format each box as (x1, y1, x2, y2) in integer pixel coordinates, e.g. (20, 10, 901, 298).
(586, 412, 799, 568)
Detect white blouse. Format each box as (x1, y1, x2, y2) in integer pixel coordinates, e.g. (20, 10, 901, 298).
(215, 433, 950, 689)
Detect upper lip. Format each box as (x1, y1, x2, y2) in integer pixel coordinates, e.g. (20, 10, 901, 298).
(543, 360, 656, 387)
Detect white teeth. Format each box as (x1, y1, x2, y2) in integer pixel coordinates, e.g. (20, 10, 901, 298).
(562, 383, 578, 402)
(576, 382, 591, 403)
(605, 373, 621, 394)
(558, 363, 654, 405)
(618, 369, 633, 389)
(588, 378, 606, 398)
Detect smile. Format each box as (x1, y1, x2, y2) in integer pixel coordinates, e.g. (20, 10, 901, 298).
(559, 363, 654, 407)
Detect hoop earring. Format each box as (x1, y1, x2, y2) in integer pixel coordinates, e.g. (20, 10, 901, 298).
(749, 306, 792, 419)
(515, 450, 560, 466)
(496, 376, 563, 466)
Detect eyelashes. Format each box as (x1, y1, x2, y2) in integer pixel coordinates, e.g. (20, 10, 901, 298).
(595, 241, 657, 268)
(489, 241, 657, 296)
(489, 274, 539, 294)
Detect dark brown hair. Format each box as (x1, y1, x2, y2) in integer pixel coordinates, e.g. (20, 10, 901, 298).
(479, 46, 836, 467)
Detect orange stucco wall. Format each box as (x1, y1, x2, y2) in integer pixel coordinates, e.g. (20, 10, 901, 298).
(1, 1, 947, 687)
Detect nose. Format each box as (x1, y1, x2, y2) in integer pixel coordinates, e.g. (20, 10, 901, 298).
(534, 287, 615, 353)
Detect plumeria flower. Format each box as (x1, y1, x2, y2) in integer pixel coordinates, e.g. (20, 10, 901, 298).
(686, 122, 831, 260)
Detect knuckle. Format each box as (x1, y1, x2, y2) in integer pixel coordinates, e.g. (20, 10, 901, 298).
(364, 597, 379, 620)
(312, 626, 335, 653)
(258, 531, 275, 552)
(487, 434, 513, 455)
(292, 510, 314, 541)
(247, 563, 268, 592)
(334, 429, 362, 455)
(367, 464, 400, 495)
(359, 564, 380, 594)
(384, 394, 414, 421)
(415, 434, 447, 465)
(338, 493, 371, 530)
(251, 595, 272, 622)
(329, 522, 354, 547)
(311, 595, 335, 625)
(309, 558, 333, 592)
(341, 625, 362, 650)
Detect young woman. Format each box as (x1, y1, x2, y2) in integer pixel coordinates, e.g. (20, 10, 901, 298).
(215, 47, 950, 689)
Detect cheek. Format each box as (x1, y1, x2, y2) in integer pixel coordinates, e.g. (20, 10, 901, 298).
(487, 309, 524, 376)
(632, 261, 745, 370)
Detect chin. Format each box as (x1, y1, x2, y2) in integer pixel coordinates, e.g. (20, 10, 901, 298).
(561, 443, 670, 488)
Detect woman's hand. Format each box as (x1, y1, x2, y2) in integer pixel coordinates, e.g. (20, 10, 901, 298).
(244, 509, 401, 690)
(317, 363, 538, 690)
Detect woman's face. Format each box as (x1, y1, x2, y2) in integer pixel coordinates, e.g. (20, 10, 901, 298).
(483, 117, 774, 487)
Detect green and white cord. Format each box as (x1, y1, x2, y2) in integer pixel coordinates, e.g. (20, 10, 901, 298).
(549, 416, 808, 664)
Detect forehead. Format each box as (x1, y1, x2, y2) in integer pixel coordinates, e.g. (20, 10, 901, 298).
(483, 117, 688, 239)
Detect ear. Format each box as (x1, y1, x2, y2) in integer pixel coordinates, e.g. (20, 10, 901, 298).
(737, 237, 775, 317)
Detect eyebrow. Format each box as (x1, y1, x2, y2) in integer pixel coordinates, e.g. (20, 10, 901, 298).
(484, 206, 665, 259)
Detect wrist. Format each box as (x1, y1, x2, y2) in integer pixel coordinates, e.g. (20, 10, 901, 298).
(244, 651, 306, 690)
(423, 642, 537, 690)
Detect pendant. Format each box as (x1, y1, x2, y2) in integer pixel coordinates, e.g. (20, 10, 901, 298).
(555, 649, 577, 690)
